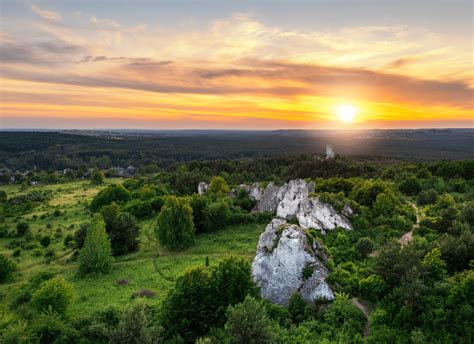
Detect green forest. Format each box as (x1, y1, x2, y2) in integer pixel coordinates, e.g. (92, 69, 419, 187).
(0, 146, 473, 343)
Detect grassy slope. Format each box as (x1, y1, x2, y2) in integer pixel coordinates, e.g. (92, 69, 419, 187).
(0, 180, 265, 317)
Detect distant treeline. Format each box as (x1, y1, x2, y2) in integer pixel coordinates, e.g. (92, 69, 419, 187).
(1, 130, 473, 173)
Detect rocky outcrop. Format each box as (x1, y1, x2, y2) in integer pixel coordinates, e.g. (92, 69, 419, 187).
(197, 182, 208, 195)
(257, 182, 280, 212)
(249, 182, 264, 201)
(276, 179, 314, 219)
(297, 197, 353, 234)
(342, 204, 354, 218)
(252, 219, 334, 306)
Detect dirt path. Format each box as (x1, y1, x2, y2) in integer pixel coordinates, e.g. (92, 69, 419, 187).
(398, 202, 420, 246)
(351, 298, 371, 337)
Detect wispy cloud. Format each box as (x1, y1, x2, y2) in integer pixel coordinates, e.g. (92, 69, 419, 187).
(30, 4, 61, 23)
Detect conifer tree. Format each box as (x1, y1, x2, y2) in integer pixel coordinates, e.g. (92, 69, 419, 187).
(78, 215, 113, 275)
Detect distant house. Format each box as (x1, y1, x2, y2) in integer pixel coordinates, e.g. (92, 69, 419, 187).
(111, 165, 137, 177)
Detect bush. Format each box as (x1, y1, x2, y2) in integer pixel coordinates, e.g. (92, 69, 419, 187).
(417, 189, 438, 205)
(101, 204, 139, 256)
(109, 301, 163, 344)
(90, 168, 105, 185)
(208, 176, 230, 198)
(206, 201, 231, 231)
(398, 177, 422, 196)
(40, 236, 51, 248)
(359, 275, 387, 301)
(156, 196, 195, 250)
(0, 254, 16, 283)
(225, 296, 276, 344)
(355, 237, 374, 259)
(210, 255, 258, 325)
(189, 195, 210, 233)
(233, 188, 256, 212)
(10, 271, 55, 307)
(30, 276, 74, 315)
(32, 310, 79, 344)
(78, 215, 113, 275)
(16, 221, 29, 237)
(160, 267, 215, 342)
(90, 184, 130, 212)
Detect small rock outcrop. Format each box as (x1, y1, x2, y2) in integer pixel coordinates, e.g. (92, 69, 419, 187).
(276, 179, 314, 219)
(297, 197, 353, 234)
(342, 204, 354, 218)
(249, 182, 264, 201)
(252, 219, 334, 306)
(257, 182, 280, 212)
(197, 182, 208, 195)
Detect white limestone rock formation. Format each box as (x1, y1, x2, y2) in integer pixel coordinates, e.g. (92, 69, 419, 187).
(252, 219, 334, 306)
(197, 182, 208, 195)
(249, 182, 264, 201)
(257, 182, 281, 212)
(342, 204, 354, 218)
(297, 197, 353, 234)
(276, 179, 314, 219)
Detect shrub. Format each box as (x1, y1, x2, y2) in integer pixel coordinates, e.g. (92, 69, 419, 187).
(207, 201, 231, 231)
(90, 168, 105, 185)
(160, 267, 215, 342)
(359, 275, 387, 301)
(78, 215, 113, 276)
(40, 236, 51, 248)
(16, 221, 29, 237)
(156, 196, 195, 250)
(109, 301, 163, 344)
(74, 223, 88, 249)
(90, 184, 130, 212)
(208, 176, 230, 198)
(10, 272, 55, 307)
(233, 188, 256, 212)
(30, 276, 74, 315)
(101, 203, 139, 256)
(355, 237, 374, 259)
(0, 254, 16, 283)
(398, 176, 422, 196)
(32, 310, 79, 344)
(210, 255, 258, 325)
(189, 195, 210, 233)
(417, 189, 438, 205)
(225, 296, 275, 344)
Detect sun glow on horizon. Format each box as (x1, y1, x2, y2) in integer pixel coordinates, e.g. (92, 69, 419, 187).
(336, 104, 358, 123)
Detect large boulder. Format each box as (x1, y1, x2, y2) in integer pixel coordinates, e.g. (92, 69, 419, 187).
(197, 182, 208, 195)
(297, 197, 353, 234)
(252, 219, 334, 306)
(276, 179, 314, 219)
(257, 182, 280, 212)
(249, 182, 264, 201)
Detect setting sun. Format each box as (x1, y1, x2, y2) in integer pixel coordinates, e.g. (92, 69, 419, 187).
(336, 105, 358, 123)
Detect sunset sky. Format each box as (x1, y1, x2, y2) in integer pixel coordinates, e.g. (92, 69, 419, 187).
(0, 0, 472, 129)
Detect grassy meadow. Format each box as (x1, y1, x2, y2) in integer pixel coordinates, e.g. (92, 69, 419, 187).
(0, 179, 265, 317)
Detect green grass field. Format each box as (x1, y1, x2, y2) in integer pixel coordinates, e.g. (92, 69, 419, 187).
(0, 180, 265, 317)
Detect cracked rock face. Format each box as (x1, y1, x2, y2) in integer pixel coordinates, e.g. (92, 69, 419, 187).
(257, 182, 281, 212)
(297, 197, 353, 234)
(276, 179, 314, 219)
(249, 182, 264, 201)
(197, 182, 208, 195)
(252, 219, 334, 306)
